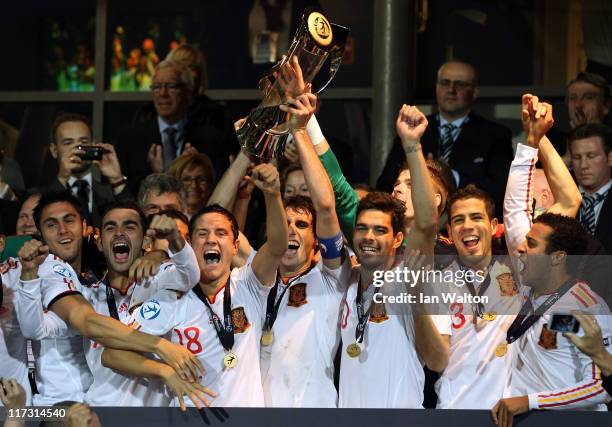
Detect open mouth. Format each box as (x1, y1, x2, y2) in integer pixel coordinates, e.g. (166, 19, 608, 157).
(462, 236, 480, 250)
(203, 250, 221, 265)
(286, 240, 300, 255)
(59, 238, 73, 247)
(112, 240, 130, 263)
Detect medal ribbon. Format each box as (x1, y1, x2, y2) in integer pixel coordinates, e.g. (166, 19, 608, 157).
(354, 275, 380, 344)
(194, 277, 234, 352)
(506, 279, 575, 344)
(263, 263, 316, 332)
(457, 259, 493, 318)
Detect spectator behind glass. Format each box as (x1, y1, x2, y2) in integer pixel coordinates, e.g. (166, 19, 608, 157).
(15, 193, 41, 236)
(167, 153, 216, 219)
(280, 163, 310, 199)
(137, 173, 186, 217)
(377, 60, 513, 218)
(36, 113, 131, 227)
(116, 59, 230, 194)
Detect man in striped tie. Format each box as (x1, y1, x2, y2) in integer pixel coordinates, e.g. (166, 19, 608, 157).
(569, 123, 612, 254)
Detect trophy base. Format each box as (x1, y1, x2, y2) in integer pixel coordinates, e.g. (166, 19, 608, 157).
(237, 106, 290, 161)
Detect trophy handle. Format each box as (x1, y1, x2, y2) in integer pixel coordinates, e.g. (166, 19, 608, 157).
(313, 23, 349, 95)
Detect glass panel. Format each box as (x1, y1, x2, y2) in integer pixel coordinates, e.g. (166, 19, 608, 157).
(0, 1, 95, 91)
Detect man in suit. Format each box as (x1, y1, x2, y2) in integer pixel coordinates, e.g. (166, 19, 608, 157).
(36, 113, 132, 228)
(377, 60, 513, 217)
(569, 123, 612, 254)
(115, 59, 232, 194)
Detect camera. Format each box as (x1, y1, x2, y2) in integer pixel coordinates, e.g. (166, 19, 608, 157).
(548, 314, 580, 333)
(76, 145, 105, 161)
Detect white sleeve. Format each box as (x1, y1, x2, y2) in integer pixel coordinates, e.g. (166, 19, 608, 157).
(503, 143, 538, 276)
(320, 253, 353, 293)
(37, 257, 82, 309)
(232, 265, 272, 320)
(129, 290, 181, 336)
(15, 278, 70, 340)
(154, 242, 200, 292)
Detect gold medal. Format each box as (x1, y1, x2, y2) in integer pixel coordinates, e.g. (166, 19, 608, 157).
(261, 330, 274, 346)
(482, 312, 497, 321)
(495, 342, 508, 357)
(223, 352, 238, 368)
(346, 342, 362, 358)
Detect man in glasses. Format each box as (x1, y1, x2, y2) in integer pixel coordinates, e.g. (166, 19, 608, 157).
(378, 60, 513, 217)
(115, 60, 231, 193)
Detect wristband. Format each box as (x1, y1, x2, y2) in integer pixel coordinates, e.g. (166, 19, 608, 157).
(318, 231, 345, 260)
(110, 176, 128, 189)
(306, 114, 325, 146)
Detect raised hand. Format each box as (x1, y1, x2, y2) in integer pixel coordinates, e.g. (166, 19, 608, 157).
(279, 91, 317, 132)
(521, 94, 554, 148)
(275, 55, 307, 101)
(93, 142, 124, 184)
(66, 403, 96, 427)
(283, 139, 300, 163)
(248, 163, 281, 195)
(128, 250, 168, 282)
(18, 239, 49, 280)
(396, 104, 428, 146)
(146, 214, 184, 253)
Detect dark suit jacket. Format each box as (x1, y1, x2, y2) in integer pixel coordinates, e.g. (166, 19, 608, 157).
(35, 176, 133, 228)
(377, 112, 513, 218)
(114, 117, 235, 194)
(594, 190, 612, 255)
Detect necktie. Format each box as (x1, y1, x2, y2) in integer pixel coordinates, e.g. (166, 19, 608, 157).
(579, 192, 605, 235)
(72, 179, 90, 212)
(163, 127, 178, 171)
(440, 123, 456, 162)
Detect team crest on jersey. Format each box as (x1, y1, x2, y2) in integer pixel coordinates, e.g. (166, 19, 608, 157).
(53, 264, 73, 279)
(538, 325, 557, 350)
(288, 283, 308, 307)
(231, 306, 250, 333)
(496, 272, 518, 296)
(140, 300, 161, 320)
(369, 303, 389, 324)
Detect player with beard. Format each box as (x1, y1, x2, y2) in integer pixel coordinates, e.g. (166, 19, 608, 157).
(14, 192, 203, 405)
(102, 162, 288, 407)
(338, 105, 450, 408)
(258, 92, 351, 407)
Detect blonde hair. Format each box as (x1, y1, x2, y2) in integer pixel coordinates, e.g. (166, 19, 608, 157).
(167, 153, 217, 202)
(166, 44, 208, 95)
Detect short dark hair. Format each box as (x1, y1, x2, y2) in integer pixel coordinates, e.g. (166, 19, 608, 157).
(51, 112, 92, 145)
(567, 123, 612, 156)
(100, 200, 147, 231)
(447, 184, 496, 222)
(567, 72, 611, 104)
(34, 191, 87, 231)
(356, 192, 406, 235)
(397, 161, 450, 215)
(534, 213, 589, 273)
(189, 204, 239, 241)
(284, 195, 317, 234)
(137, 174, 186, 210)
(280, 163, 304, 197)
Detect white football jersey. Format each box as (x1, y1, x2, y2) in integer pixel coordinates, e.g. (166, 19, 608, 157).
(16, 255, 92, 406)
(508, 281, 612, 410)
(82, 243, 199, 406)
(260, 257, 351, 407)
(432, 260, 522, 409)
(131, 263, 270, 407)
(339, 263, 449, 408)
(0, 258, 31, 405)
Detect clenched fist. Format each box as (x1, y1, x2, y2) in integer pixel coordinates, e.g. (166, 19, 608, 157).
(396, 104, 428, 147)
(146, 214, 185, 253)
(249, 163, 280, 195)
(18, 239, 49, 280)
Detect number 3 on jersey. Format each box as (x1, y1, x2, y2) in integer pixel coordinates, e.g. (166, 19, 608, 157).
(450, 302, 466, 329)
(174, 327, 203, 354)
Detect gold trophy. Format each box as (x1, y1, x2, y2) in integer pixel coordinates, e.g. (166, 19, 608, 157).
(237, 9, 348, 160)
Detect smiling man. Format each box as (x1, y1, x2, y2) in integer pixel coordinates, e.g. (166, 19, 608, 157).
(103, 163, 288, 407)
(14, 192, 203, 405)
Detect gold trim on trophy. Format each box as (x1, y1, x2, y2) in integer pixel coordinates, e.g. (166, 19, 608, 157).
(307, 12, 333, 47)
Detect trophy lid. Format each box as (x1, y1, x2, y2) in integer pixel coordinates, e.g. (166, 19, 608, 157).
(307, 11, 333, 48)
